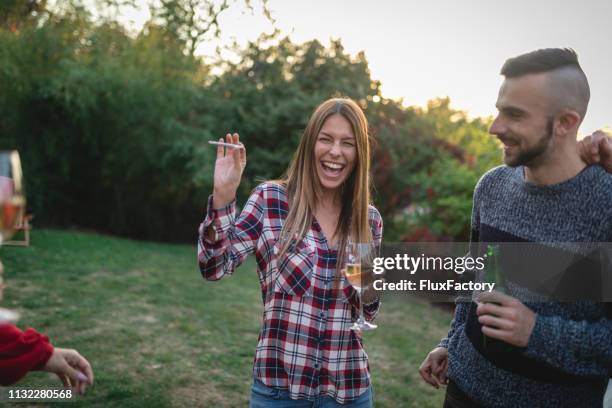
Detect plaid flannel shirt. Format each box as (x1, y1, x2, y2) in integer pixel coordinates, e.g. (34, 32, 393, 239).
(197, 182, 383, 403)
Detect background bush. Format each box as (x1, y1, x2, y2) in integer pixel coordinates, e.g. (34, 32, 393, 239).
(0, 1, 501, 242)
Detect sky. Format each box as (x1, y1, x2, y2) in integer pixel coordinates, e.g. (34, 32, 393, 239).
(100, 0, 611, 135)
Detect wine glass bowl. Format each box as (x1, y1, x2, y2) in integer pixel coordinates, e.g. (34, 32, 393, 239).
(344, 262, 363, 290)
(343, 242, 377, 331)
(0, 151, 25, 243)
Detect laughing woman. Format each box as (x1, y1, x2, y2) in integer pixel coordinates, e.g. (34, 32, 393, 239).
(198, 98, 382, 408)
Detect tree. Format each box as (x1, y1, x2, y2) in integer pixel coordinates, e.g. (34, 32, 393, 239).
(0, 0, 47, 32)
(392, 98, 501, 241)
(150, 0, 272, 57)
(0, 6, 501, 242)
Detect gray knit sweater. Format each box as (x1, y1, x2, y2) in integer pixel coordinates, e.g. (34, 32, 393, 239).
(440, 165, 612, 408)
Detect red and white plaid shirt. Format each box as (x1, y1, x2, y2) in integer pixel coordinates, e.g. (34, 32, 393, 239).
(198, 182, 383, 403)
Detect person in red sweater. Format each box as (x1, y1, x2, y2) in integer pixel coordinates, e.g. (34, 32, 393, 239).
(0, 262, 94, 393)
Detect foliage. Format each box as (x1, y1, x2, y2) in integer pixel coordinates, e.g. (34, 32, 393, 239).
(150, 0, 272, 56)
(0, 11, 205, 241)
(405, 159, 479, 240)
(0, 4, 502, 242)
(0, 0, 48, 32)
(399, 99, 500, 241)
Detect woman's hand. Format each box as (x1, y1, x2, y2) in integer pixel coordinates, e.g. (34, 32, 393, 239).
(578, 130, 612, 173)
(43, 348, 94, 395)
(212, 133, 246, 208)
(419, 347, 449, 388)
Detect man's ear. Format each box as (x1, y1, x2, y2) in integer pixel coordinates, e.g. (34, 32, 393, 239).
(555, 109, 581, 136)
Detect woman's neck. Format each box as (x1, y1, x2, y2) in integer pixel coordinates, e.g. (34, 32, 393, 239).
(317, 188, 341, 211)
(313, 201, 341, 248)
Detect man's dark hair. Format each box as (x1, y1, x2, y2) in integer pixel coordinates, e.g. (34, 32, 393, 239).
(501, 48, 590, 122)
(501, 48, 583, 78)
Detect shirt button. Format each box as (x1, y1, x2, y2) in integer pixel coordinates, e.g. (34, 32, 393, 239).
(314, 363, 319, 369)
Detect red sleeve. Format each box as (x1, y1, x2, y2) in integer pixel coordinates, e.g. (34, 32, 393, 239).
(0, 323, 54, 385)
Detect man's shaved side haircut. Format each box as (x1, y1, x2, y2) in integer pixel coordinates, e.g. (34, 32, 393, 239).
(501, 48, 590, 123)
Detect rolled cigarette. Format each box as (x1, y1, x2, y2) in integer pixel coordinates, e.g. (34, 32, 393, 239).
(208, 140, 243, 149)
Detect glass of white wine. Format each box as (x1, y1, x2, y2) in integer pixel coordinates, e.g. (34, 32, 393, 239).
(344, 242, 377, 331)
(0, 150, 25, 323)
(0, 151, 25, 244)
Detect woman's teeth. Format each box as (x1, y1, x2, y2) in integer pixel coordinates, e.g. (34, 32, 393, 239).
(321, 161, 344, 175)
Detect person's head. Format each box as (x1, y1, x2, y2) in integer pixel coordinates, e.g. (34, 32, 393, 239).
(489, 48, 590, 167)
(289, 98, 369, 201)
(279, 97, 373, 261)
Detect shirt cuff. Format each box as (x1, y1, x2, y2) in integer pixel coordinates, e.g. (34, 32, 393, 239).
(199, 195, 236, 243)
(33, 340, 54, 371)
(363, 296, 381, 321)
(523, 314, 558, 364)
(438, 337, 450, 349)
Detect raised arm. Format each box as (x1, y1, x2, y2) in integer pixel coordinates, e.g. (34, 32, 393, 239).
(197, 132, 261, 280)
(198, 185, 265, 280)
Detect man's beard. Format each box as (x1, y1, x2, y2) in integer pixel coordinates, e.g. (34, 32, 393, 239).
(505, 118, 554, 167)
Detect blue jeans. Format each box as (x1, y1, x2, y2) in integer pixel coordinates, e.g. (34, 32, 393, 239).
(249, 379, 373, 408)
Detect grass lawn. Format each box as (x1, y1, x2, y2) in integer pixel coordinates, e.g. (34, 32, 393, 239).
(1, 230, 452, 407)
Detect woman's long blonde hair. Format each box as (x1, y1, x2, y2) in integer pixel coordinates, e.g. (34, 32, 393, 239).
(277, 98, 373, 274)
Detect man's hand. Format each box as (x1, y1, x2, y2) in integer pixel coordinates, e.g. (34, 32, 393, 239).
(578, 130, 612, 173)
(476, 291, 536, 348)
(419, 347, 448, 388)
(43, 348, 94, 395)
